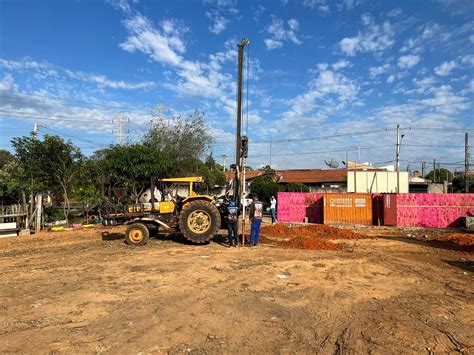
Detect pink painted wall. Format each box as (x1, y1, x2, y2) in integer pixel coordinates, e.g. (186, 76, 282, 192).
(277, 192, 305, 222)
(395, 193, 474, 228)
(279, 192, 474, 228)
(277, 192, 323, 223)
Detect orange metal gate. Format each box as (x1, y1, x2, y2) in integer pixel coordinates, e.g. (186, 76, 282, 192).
(323, 193, 372, 225)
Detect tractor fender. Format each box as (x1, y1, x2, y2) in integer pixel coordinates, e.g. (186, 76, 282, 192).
(124, 218, 173, 230)
(182, 195, 215, 205)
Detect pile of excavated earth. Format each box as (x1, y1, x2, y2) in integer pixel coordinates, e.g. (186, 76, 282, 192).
(260, 224, 368, 250)
(260, 223, 474, 252)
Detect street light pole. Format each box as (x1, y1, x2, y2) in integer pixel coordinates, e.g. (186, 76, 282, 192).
(396, 125, 405, 193)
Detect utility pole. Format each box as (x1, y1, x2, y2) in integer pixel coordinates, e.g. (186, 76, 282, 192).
(396, 124, 400, 193)
(422, 161, 426, 178)
(235, 38, 249, 169)
(113, 112, 128, 145)
(433, 159, 436, 183)
(465, 132, 470, 193)
(221, 155, 228, 172)
(269, 137, 273, 167)
(234, 38, 249, 201)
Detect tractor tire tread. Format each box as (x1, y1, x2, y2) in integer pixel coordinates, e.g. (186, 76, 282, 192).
(179, 200, 221, 244)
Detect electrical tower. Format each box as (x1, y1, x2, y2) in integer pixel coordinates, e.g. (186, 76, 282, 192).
(151, 103, 167, 128)
(113, 112, 128, 145)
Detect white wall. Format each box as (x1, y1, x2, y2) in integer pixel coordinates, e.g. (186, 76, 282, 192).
(347, 171, 409, 193)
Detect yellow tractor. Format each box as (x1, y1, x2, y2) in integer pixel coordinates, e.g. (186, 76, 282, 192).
(103, 177, 222, 246)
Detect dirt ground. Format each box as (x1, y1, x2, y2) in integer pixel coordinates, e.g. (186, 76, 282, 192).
(0, 222, 473, 353)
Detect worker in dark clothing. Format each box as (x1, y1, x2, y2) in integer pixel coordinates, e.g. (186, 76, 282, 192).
(227, 200, 239, 247)
(248, 195, 263, 246)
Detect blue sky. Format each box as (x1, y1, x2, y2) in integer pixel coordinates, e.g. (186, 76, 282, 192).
(0, 0, 473, 172)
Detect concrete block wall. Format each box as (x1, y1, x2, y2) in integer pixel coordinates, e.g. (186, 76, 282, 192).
(277, 192, 474, 228)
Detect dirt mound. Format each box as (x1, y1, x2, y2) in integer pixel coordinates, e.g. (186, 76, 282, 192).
(260, 223, 365, 250)
(443, 233, 474, 246)
(286, 236, 341, 250)
(261, 223, 364, 240)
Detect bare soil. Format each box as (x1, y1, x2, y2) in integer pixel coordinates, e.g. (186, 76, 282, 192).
(0, 223, 473, 353)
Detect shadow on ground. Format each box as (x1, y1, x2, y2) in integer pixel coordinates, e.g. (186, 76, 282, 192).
(378, 236, 473, 253)
(444, 260, 474, 272)
(101, 232, 124, 241)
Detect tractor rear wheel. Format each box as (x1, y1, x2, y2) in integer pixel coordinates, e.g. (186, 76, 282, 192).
(179, 200, 221, 244)
(125, 223, 150, 246)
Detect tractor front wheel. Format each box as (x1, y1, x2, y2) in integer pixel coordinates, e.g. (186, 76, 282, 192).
(179, 200, 221, 244)
(125, 223, 150, 246)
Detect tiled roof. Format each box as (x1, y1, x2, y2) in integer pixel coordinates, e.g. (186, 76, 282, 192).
(224, 169, 348, 183)
(275, 169, 347, 183)
(224, 170, 264, 181)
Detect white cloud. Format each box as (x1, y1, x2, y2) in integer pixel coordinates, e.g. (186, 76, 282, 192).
(118, 13, 243, 121)
(467, 80, 474, 93)
(398, 54, 420, 69)
(0, 58, 50, 71)
(0, 83, 152, 137)
(332, 59, 351, 70)
(264, 17, 302, 50)
(206, 11, 229, 34)
(315, 70, 358, 100)
(302, 0, 324, 9)
(387, 74, 395, 83)
(342, 0, 363, 10)
(459, 54, 474, 66)
(318, 5, 330, 15)
(279, 65, 359, 128)
(432, 54, 474, 77)
(369, 64, 389, 77)
(420, 85, 470, 115)
(387, 8, 402, 17)
(0, 57, 155, 90)
(400, 23, 442, 54)
(63, 69, 155, 89)
(287, 18, 299, 31)
(340, 16, 394, 56)
(120, 14, 187, 66)
(204, 0, 238, 35)
(0, 73, 16, 91)
(107, 0, 132, 14)
(412, 76, 437, 94)
(434, 61, 457, 76)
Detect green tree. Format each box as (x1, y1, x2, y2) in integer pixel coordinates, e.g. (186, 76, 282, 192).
(451, 174, 474, 192)
(40, 135, 82, 224)
(285, 182, 310, 192)
(143, 110, 212, 176)
(0, 149, 13, 169)
(99, 144, 171, 203)
(425, 168, 453, 183)
(0, 159, 25, 204)
(11, 134, 82, 224)
(73, 158, 103, 220)
(11, 134, 46, 195)
(250, 166, 281, 202)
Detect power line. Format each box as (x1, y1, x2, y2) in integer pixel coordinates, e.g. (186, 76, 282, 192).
(0, 89, 138, 112)
(404, 144, 464, 148)
(247, 144, 394, 158)
(39, 125, 108, 147)
(403, 127, 474, 132)
(212, 128, 397, 145)
(0, 112, 114, 125)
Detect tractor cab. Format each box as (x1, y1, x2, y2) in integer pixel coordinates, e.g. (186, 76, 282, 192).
(127, 176, 214, 214)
